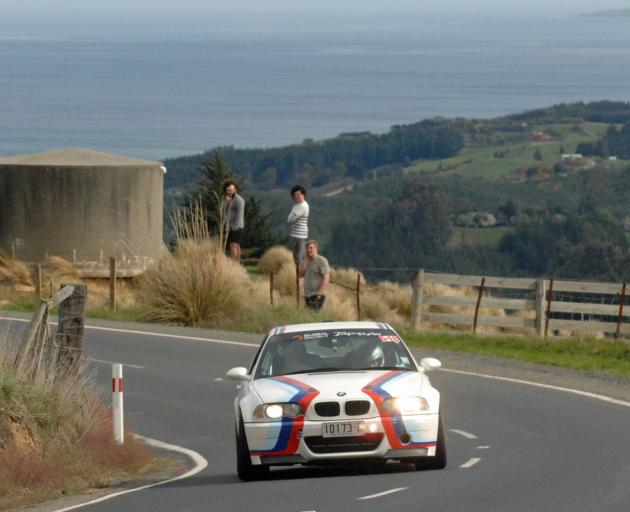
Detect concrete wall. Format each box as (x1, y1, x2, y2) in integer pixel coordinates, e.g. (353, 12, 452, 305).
(0, 164, 163, 266)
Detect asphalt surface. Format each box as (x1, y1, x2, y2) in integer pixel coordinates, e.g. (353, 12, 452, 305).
(3, 314, 630, 512)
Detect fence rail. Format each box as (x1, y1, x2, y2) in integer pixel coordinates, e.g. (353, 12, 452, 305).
(412, 269, 629, 338)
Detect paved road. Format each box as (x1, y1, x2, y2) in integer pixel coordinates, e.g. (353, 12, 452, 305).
(4, 316, 630, 511)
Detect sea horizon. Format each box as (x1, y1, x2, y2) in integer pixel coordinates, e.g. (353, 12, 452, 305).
(1, 14, 629, 161)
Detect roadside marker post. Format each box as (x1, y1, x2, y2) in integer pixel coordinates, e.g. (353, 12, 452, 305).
(112, 364, 124, 444)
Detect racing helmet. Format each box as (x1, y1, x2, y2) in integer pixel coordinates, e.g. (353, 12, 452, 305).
(368, 343, 385, 367)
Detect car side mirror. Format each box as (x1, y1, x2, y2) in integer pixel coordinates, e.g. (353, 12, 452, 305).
(420, 358, 442, 371)
(226, 367, 252, 381)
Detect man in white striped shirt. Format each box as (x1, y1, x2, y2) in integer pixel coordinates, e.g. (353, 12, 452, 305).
(287, 185, 309, 265)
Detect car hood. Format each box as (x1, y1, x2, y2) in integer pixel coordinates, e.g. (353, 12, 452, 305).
(253, 370, 427, 403)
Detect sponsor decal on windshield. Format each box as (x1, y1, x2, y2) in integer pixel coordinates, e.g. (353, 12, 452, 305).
(333, 331, 380, 337)
(379, 335, 400, 343)
(292, 332, 329, 341)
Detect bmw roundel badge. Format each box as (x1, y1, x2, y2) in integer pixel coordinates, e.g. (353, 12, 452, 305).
(337, 391, 346, 397)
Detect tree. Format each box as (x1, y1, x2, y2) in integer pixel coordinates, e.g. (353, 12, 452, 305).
(186, 150, 282, 257)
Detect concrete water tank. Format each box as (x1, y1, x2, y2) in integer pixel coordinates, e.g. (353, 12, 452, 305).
(0, 148, 164, 274)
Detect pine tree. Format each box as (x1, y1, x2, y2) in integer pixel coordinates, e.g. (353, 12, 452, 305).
(185, 150, 282, 258)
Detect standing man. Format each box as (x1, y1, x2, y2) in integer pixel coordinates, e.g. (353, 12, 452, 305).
(287, 185, 309, 266)
(299, 240, 330, 311)
(222, 179, 245, 261)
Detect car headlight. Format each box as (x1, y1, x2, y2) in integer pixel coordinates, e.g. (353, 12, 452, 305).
(381, 396, 430, 414)
(253, 402, 304, 420)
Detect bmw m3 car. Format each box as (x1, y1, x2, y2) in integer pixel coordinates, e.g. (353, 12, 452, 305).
(226, 321, 446, 480)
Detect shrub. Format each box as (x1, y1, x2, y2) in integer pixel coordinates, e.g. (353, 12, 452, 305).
(139, 238, 249, 325)
(258, 245, 294, 275)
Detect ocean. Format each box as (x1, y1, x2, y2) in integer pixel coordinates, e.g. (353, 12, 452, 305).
(1, 15, 629, 161)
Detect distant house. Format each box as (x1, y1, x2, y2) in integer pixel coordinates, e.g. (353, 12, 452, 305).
(608, 156, 618, 161)
(561, 153, 583, 161)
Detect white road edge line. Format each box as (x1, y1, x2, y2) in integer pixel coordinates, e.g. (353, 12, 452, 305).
(357, 487, 408, 501)
(441, 368, 630, 409)
(90, 358, 145, 369)
(51, 435, 208, 512)
(4, 316, 630, 410)
(459, 457, 481, 469)
(0, 317, 257, 348)
(449, 428, 478, 439)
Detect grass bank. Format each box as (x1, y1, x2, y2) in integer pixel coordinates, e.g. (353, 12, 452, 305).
(403, 330, 630, 378)
(0, 330, 169, 510)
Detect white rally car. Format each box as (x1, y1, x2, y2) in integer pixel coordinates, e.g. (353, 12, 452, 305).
(226, 321, 446, 480)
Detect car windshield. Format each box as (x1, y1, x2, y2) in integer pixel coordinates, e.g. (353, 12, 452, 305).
(254, 329, 415, 378)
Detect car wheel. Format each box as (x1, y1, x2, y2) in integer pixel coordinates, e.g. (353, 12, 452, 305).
(414, 413, 447, 471)
(236, 414, 270, 481)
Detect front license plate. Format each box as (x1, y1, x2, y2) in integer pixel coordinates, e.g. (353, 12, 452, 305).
(322, 421, 364, 437)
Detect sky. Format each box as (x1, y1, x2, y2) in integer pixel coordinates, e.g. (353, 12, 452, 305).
(1, 0, 629, 40)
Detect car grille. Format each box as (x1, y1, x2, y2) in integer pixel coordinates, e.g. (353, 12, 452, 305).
(345, 400, 370, 416)
(314, 401, 340, 417)
(304, 434, 384, 454)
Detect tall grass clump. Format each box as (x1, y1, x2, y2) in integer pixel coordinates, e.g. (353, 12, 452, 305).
(140, 200, 249, 325)
(0, 250, 33, 288)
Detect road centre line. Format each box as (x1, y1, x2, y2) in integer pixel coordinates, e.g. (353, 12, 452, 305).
(441, 368, 630, 409)
(459, 458, 481, 469)
(52, 435, 208, 512)
(449, 429, 478, 439)
(357, 487, 408, 500)
(477, 446, 490, 450)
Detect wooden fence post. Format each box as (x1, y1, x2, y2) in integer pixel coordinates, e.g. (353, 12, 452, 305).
(295, 265, 300, 307)
(535, 278, 546, 337)
(356, 274, 361, 321)
(109, 256, 116, 312)
(544, 278, 554, 338)
(410, 269, 424, 331)
(56, 283, 87, 371)
(269, 272, 275, 306)
(472, 277, 486, 334)
(34, 263, 42, 300)
(615, 282, 626, 338)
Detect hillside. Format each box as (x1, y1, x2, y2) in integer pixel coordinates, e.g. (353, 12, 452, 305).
(167, 101, 630, 283)
(580, 8, 630, 18)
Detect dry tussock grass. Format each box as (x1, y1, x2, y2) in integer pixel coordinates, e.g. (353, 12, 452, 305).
(330, 267, 365, 288)
(140, 238, 249, 325)
(273, 262, 299, 297)
(0, 250, 33, 288)
(258, 246, 294, 274)
(0, 329, 152, 508)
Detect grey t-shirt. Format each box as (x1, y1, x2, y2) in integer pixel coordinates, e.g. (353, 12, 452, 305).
(224, 193, 245, 231)
(304, 255, 330, 297)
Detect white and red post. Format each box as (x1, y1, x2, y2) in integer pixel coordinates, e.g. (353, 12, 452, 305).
(112, 364, 124, 444)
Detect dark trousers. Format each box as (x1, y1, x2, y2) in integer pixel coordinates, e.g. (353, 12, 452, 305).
(305, 295, 326, 311)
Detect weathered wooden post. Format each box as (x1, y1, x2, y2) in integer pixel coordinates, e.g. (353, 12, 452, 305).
(472, 277, 486, 334)
(410, 269, 425, 331)
(109, 256, 117, 312)
(295, 265, 300, 307)
(535, 278, 546, 337)
(56, 283, 87, 370)
(356, 274, 361, 321)
(544, 278, 554, 338)
(269, 272, 275, 306)
(34, 263, 42, 300)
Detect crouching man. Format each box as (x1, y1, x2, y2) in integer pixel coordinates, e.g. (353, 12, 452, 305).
(299, 239, 330, 311)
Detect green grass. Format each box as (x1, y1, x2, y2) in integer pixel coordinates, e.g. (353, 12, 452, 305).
(404, 122, 607, 179)
(401, 330, 630, 377)
(449, 227, 514, 247)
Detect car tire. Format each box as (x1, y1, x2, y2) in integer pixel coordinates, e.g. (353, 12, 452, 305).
(236, 414, 270, 481)
(414, 413, 447, 471)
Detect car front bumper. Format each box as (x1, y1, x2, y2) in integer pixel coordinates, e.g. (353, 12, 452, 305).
(245, 413, 439, 466)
